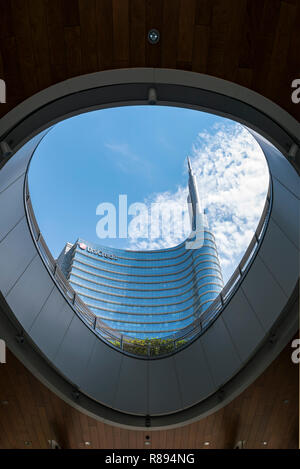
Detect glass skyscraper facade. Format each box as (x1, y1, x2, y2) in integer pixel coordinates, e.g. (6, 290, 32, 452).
(58, 161, 223, 339)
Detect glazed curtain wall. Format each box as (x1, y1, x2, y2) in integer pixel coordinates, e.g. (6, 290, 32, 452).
(63, 233, 223, 339)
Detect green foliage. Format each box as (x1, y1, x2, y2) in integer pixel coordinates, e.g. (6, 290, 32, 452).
(107, 337, 188, 356)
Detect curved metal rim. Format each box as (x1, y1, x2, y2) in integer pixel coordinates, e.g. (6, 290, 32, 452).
(0, 68, 298, 429)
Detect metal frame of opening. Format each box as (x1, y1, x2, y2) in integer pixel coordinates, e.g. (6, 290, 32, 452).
(0, 68, 297, 428)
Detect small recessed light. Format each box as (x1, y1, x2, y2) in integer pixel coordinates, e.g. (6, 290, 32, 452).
(84, 441, 91, 446)
(148, 29, 160, 45)
(204, 441, 210, 446)
(262, 441, 268, 446)
(145, 441, 151, 446)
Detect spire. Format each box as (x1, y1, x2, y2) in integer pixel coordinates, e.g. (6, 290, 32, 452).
(186, 157, 208, 235)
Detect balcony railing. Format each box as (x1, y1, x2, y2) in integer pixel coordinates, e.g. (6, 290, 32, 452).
(24, 177, 272, 359)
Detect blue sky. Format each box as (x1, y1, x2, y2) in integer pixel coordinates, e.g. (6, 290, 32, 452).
(28, 106, 269, 283)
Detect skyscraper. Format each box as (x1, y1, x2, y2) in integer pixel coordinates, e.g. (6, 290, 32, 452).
(58, 160, 223, 339)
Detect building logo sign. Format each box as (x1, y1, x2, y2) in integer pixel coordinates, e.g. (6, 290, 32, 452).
(78, 242, 117, 260)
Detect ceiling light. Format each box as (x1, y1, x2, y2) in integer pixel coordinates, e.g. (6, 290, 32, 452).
(84, 441, 91, 446)
(148, 29, 160, 45)
(204, 441, 210, 446)
(262, 441, 268, 446)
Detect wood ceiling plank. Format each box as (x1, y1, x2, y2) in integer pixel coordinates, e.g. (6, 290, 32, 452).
(45, 0, 68, 84)
(221, 0, 247, 82)
(0, 49, 4, 79)
(61, 407, 78, 448)
(49, 391, 71, 449)
(61, 0, 80, 27)
(88, 423, 100, 449)
(0, 0, 14, 39)
(70, 405, 86, 448)
(161, 0, 180, 69)
(204, 410, 221, 449)
(10, 397, 31, 448)
(250, 0, 281, 96)
(0, 36, 24, 100)
(177, 0, 196, 65)
(27, 0, 52, 90)
(145, 0, 163, 68)
(184, 422, 194, 449)
(238, 0, 265, 70)
(206, 0, 233, 78)
(286, 1, 300, 73)
(236, 67, 253, 88)
(195, 0, 212, 26)
(112, 423, 122, 448)
(165, 425, 176, 448)
(30, 411, 49, 449)
(95, 0, 114, 70)
(120, 427, 130, 449)
(78, 0, 98, 73)
(266, 1, 296, 101)
(14, 371, 44, 448)
(37, 406, 55, 448)
(192, 25, 210, 74)
(130, 0, 146, 67)
(0, 399, 18, 448)
(128, 428, 138, 449)
(64, 25, 82, 78)
(78, 411, 93, 448)
(10, 0, 38, 97)
(112, 0, 130, 68)
(98, 421, 111, 448)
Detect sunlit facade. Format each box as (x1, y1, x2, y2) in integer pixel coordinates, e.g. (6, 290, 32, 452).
(58, 161, 223, 339)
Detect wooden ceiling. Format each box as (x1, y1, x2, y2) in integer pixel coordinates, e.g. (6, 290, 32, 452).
(0, 0, 299, 121)
(0, 0, 299, 449)
(0, 343, 298, 449)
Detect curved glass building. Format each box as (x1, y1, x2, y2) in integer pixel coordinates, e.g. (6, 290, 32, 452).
(58, 160, 223, 339)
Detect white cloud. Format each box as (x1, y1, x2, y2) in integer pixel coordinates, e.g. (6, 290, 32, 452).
(105, 142, 152, 175)
(127, 123, 269, 283)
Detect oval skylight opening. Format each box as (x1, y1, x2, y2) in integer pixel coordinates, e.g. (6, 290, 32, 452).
(27, 105, 270, 347)
(28, 106, 269, 285)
